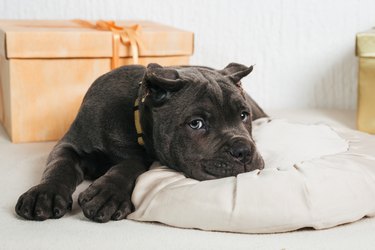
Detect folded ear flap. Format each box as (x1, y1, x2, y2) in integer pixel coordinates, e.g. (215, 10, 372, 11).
(143, 63, 185, 104)
(219, 63, 254, 83)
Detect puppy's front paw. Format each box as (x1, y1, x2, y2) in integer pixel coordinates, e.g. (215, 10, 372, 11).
(15, 183, 73, 221)
(78, 182, 133, 223)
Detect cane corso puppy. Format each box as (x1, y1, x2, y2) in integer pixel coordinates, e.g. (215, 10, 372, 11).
(15, 63, 267, 222)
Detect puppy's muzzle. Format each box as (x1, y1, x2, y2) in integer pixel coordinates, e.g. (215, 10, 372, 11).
(229, 142, 252, 164)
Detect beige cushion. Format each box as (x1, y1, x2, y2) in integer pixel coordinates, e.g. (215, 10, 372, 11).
(128, 118, 375, 233)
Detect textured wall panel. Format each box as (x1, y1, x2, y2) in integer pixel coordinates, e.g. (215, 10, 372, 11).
(1, 0, 374, 109)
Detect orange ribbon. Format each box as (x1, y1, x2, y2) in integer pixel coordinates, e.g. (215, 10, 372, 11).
(73, 19, 143, 69)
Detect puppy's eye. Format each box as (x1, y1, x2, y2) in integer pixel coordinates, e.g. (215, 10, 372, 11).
(241, 112, 249, 122)
(188, 119, 205, 130)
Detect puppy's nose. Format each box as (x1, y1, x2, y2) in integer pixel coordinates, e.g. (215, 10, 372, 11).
(229, 143, 251, 164)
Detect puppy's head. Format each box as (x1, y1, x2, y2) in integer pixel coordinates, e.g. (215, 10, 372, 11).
(139, 63, 264, 180)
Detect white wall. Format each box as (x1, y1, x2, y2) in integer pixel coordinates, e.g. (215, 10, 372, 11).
(1, 0, 374, 110)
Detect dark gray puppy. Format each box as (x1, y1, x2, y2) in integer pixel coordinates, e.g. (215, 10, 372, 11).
(15, 63, 267, 223)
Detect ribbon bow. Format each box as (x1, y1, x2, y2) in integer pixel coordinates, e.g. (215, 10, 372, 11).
(74, 19, 143, 69)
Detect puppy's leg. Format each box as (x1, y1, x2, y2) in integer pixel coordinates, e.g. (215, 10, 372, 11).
(78, 158, 147, 223)
(15, 143, 84, 220)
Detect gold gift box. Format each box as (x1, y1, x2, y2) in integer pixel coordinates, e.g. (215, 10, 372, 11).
(0, 20, 194, 142)
(356, 29, 375, 134)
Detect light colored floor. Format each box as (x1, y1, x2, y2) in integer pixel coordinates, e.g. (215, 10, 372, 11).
(2, 109, 375, 250)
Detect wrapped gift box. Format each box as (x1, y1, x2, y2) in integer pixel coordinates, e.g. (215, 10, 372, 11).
(356, 29, 375, 134)
(0, 20, 194, 142)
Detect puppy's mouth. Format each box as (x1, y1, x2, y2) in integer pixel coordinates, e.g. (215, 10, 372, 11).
(204, 161, 241, 177)
(201, 154, 265, 180)
(183, 153, 265, 181)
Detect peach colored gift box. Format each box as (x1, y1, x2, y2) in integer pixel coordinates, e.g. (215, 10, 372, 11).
(0, 20, 194, 143)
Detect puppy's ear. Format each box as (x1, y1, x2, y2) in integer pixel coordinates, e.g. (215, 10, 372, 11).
(143, 64, 185, 103)
(219, 63, 254, 83)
